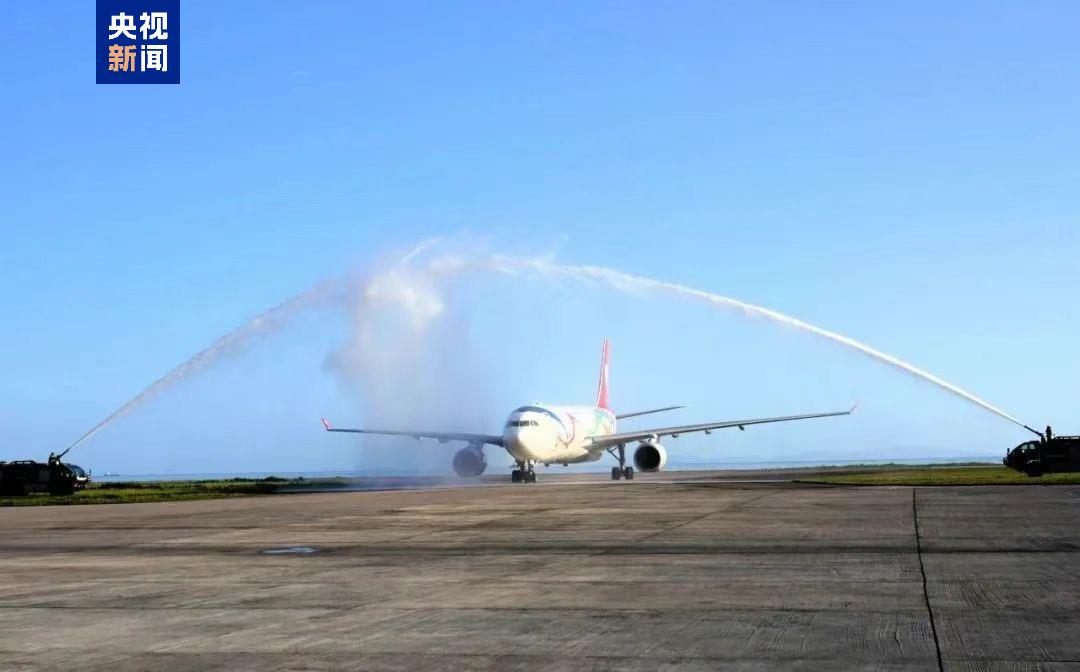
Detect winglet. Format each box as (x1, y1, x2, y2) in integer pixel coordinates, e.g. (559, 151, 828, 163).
(321, 417, 332, 431)
(849, 402, 860, 414)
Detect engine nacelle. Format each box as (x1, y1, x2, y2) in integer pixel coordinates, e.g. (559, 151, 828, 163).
(633, 442, 668, 473)
(452, 447, 487, 477)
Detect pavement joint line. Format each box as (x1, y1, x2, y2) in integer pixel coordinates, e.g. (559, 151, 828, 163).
(630, 491, 782, 544)
(0, 651, 942, 663)
(390, 506, 563, 543)
(0, 604, 934, 615)
(913, 487, 944, 672)
(518, 490, 782, 576)
(528, 491, 781, 574)
(1, 577, 930, 586)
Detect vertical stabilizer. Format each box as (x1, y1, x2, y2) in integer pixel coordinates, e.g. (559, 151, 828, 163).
(595, 339, 611, 410)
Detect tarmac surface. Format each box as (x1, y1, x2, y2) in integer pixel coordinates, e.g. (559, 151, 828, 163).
(1, 471, 1079, 670)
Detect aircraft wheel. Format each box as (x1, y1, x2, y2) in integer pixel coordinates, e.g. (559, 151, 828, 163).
(611, 467, 622, 480)
(623, 467, 634, 480)
(511, 469, 522, 483)
(526, 471, 537, 484)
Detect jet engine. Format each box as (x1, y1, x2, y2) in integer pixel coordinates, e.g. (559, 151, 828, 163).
(633, 441, 668, 472)
(452, 446, 487, 477)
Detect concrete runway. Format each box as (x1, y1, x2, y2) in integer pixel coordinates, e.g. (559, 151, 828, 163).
(1, 474, 1079, 670)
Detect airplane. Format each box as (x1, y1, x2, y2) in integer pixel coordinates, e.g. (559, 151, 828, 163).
(321, 339, 855, 483)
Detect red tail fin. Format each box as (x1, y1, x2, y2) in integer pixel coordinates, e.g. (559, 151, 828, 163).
(595, 339, 611, 410)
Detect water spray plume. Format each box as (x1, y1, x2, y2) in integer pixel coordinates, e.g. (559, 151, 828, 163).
(419, 251, 1032, 433)
(61, 239, 447, 457)
(62, 243, 1036, 457)
(499, 257, 1033, 433)
(60, 276, 353, 456)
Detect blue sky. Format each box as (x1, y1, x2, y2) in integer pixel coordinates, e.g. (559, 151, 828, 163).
(1, 2, 1077, 474)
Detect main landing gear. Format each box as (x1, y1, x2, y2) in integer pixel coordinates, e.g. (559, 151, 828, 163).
(511, 462, 537, 483)
(608, 444, 634, 480)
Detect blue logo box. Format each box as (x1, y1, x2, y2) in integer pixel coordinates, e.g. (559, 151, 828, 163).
(96, 0, 180, 84)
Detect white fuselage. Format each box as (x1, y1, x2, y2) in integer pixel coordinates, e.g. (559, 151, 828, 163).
(502, 404, 616, 465)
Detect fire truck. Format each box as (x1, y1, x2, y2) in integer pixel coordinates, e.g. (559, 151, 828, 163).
(0, 454, 91, 496)
(1004, 427, 1080, 477)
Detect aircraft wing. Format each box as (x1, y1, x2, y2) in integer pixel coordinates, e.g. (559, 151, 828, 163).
(321, 418, 504, 447)
(587, 405, 856, 449)
(615, 405, 686, 420)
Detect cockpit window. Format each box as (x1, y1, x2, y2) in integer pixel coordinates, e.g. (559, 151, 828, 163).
(505, 420, 540, 428)
(514, 406, 549, 414)
(509, 406, 563, 429)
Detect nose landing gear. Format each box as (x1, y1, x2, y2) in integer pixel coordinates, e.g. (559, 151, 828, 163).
(511, 462, 537, 483)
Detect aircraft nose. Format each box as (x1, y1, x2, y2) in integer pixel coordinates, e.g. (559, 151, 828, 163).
(504, 426, 539, 460)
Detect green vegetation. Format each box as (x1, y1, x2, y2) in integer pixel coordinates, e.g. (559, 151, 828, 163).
(783, 461, 993, 471)
(0, 477, 348, 507)
(5, 465, 1074, 505)
(798, 465, 1080, 486)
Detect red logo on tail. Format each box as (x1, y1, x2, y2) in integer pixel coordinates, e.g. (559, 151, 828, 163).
(595, 339, 611, 410)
